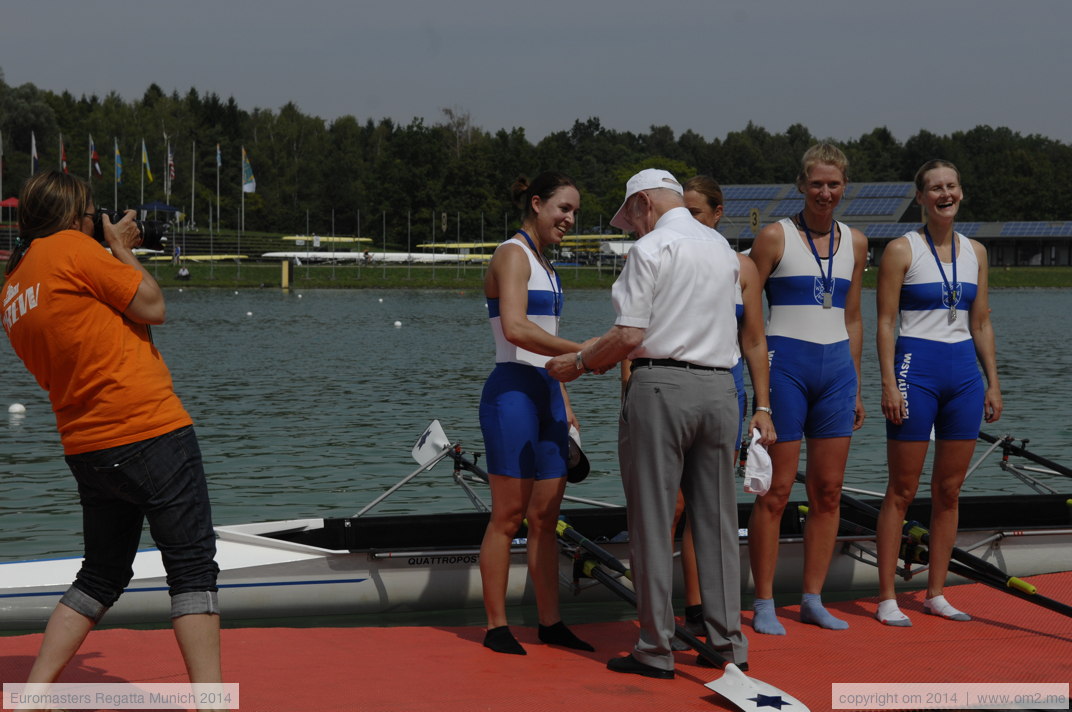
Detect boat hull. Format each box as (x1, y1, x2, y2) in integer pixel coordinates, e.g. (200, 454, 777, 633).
(2, 494, 1069, 630)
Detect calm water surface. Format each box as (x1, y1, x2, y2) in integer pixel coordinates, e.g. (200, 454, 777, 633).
(3, 288, 1071, 559)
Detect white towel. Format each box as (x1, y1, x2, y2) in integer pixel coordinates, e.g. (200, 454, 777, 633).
(743, 428, 772, 495)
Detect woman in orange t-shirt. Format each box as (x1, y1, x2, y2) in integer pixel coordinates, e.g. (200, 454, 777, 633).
(3, 171, 222, 700)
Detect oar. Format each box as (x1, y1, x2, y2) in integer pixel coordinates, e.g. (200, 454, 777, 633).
(353, 441, 453, 517)
(556, 520, 811, 712)
(798, 477, 1072, 620)
(852, 491, 1039, 593)
(805, 504, 1072, 620)
(901, 543, 1072, 619)
(979, 431, 1072, 479)
(900, 521, 1037, 595)
(795, 472, 1039, 593)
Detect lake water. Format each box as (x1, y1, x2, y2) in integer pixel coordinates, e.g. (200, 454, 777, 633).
(3, 287, 1071, 560)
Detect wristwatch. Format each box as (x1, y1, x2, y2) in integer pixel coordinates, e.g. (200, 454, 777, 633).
(574, 351, 590, 373)
(754, 406, 773, 416)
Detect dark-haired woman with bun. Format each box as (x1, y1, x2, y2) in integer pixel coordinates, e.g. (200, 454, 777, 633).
(874, 159, 1001, 626)
(478, 171, 595, 655)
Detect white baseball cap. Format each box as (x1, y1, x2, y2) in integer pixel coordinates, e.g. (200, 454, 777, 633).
(609, 169, 684, 231)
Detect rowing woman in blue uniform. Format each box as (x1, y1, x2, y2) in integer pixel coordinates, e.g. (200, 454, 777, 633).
(874, 160, 1002, 626)
(478, 172, 595, 655)
(747, 144, 868, 635)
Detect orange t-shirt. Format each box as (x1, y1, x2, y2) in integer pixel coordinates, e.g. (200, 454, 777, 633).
(2, 229, 192, 455)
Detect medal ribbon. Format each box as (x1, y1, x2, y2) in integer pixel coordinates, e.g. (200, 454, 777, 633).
(518, 229, 561, 317)
(923, 225, 958, 310)
(798, 211, 835, 300)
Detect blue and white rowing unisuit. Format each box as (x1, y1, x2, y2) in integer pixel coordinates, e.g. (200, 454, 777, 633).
(487, 236, 562, 367)
(888, 230, 983, 441)
(480, 236, 569, 479)
(765, 218, 857, 441)
(732, 277, 746, 446)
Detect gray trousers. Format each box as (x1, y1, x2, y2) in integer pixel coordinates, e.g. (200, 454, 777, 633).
(619, 364, 746, 670)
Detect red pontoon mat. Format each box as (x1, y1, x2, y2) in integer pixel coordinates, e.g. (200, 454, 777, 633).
(3, 572, 1070, 711)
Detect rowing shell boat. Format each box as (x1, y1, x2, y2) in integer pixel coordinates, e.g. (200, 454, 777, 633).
(2, 425, 1070, 631)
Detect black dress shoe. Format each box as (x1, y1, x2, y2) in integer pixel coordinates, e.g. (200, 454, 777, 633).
(695, 653, 747, 672)
(607, 654, 675, 679)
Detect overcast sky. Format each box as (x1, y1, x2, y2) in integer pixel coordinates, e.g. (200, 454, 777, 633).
(3, 0, 1071, 145)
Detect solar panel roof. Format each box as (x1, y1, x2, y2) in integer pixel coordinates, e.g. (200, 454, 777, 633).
(843, 198, 905, 217)
(854, 183, 914, 199)
(865, 223, 920, 238)
(723, 185, 781, 200)
(771, 199, 804, 217)
(723, 200, 770, 217)
(1002, 222, 1056, 237)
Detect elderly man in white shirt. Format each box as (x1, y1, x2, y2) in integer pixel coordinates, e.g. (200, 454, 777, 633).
(547, 169, 749, 678)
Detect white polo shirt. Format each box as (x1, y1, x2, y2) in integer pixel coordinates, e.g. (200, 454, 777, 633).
(613, 207, 741, 369)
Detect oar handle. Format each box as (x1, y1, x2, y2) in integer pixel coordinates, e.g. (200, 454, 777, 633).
(944, 558, 1072, 618)
(1007, 576, 1038, 595)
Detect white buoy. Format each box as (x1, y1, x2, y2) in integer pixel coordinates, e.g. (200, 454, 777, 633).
(378, 298, 383, 303)
(178, 288, 183, 293)
(8, 403, 26, 414)
(298, 294, 303, 298)
(246, 311, 253, 317)
(393, 321, 402, 328)
(234, 291, 239, 295)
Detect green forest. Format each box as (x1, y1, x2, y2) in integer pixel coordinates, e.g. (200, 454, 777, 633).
(2, 67, 1071, 242)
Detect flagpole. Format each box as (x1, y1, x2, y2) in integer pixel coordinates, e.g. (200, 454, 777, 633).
(191, 140, 196, 230)
(163, 134, 170, 205)
(215, 143, 220, 279)
(114, 138, 118, 208)
(87, 133, 91, 179)
(140, 139, 144, 206)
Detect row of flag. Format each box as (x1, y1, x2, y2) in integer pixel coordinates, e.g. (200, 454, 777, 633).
(5, 131, 255, 193)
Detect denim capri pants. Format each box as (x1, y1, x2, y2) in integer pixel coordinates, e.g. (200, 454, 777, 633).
(61, 425, 220, 622)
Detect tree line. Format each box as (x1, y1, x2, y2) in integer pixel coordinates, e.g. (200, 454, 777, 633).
(3, 68, 1071, 243)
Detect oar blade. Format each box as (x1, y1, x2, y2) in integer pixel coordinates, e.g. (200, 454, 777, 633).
(412, 420, 451, 466)
(705, 663, 811, 711)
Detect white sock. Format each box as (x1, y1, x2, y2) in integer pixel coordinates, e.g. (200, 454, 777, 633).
(876, 599, 912, 626)
(924, 595, 970, 621)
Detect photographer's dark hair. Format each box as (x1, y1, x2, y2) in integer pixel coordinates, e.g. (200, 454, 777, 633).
(6, 171, 92, 276)
(511, 171, 577, 220)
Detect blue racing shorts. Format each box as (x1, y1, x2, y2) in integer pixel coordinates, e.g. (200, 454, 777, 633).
(479, 362, 568, 480)
(732, 358, 747, 449)
(886, 336, 984, 441)
(768, 336, 857, 441)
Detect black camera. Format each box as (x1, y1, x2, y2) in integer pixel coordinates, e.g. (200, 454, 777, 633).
(92, 208, 170, 252)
